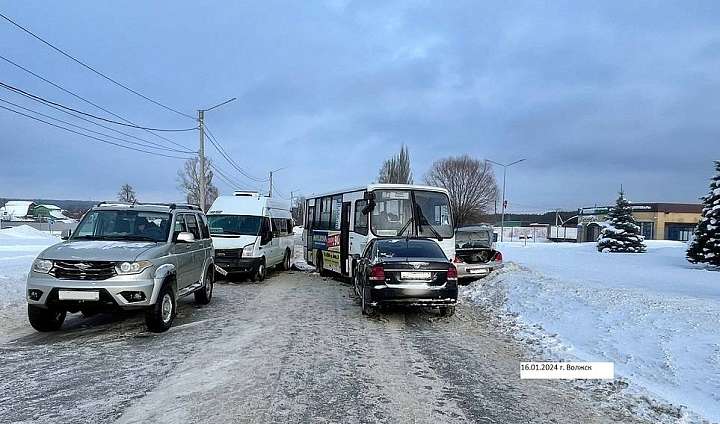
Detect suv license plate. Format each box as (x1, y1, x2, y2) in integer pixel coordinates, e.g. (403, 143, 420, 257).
(469, 268, 488, 274)
(214, 265, 228, 276)
(58, 290, 99, 301)
(400, 271, 432, 280)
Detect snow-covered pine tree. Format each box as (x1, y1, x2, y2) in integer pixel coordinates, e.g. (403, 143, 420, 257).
(597, 190, 647, 253)
(686, 160, 720, 266)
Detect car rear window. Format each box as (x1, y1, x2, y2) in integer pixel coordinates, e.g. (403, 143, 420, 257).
(376, 239, 447, 259)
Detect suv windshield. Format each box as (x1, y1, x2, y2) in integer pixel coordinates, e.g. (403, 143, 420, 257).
(207, 215, 262, 236)
(73, 210, 171, 242)
(370, 190, 454, 239)
(456, 230, 492, 248)
(375, 239, 447, 259)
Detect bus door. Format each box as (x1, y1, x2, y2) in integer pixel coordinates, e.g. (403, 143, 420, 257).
(306, 205, 315, 262)
(340, 202, 351, 275)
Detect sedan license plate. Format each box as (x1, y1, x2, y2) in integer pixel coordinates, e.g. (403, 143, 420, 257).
(468, 268, 489, 275)
(400, 271, 432, 280)
(214, 265, 228, 276)
(58, 290, 99, 301)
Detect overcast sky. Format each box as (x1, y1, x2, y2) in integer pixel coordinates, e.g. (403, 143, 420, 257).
(1, 1, 718, 212)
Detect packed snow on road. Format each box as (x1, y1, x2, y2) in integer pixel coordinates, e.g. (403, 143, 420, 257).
(0, 226, 57, 340)
(463, 240, 720, 422)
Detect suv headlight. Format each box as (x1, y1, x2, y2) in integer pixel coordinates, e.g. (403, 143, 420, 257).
(242, 243, 255, 257)
(32, 259, 53, 274)
(115, 260, 153, 275)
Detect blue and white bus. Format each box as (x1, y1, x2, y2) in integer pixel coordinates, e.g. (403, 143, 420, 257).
(303, 184, 455, 277)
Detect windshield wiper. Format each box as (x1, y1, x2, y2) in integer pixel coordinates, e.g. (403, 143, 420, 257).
(415, 208, 443, 241)
(122, 235, 160, 242)
(396, 216, 414, 236)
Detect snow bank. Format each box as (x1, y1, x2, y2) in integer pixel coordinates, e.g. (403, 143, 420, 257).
(463, 241, 720, 422)
(0, 226, 58, 338)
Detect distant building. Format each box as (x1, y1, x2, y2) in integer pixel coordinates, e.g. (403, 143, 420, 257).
(33, 204, 73, 222)
(0, 200, 37, 221)
(578, 203, 702, 242)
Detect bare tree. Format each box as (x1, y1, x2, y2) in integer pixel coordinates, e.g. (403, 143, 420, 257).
(378, 145, 413, 184)
(177, 157, 218, 211)
(117, 183, 137, 203)
(292, 196, 306, 224)
(425, 155, 498, 228)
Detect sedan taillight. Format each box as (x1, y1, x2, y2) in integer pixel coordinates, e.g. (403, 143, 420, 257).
(447, 265, 458, 281)
(369, 265, 385, 281)
(494, 251, 503, 262)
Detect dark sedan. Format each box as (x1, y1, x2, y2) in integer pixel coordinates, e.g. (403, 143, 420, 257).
(353, 238, 458, 316)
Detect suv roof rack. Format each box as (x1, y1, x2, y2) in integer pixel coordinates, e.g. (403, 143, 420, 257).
(95, 201, 201, 211)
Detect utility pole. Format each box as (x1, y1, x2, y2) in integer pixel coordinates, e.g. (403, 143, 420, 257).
(268, 167, 287, 197)
(197, 97, 236, 211)
(198, 109, 206, 211)
(486, 158, 526, 242)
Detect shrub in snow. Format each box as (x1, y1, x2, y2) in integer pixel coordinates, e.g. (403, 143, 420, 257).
(687, 160, 720, 266)
(597, 190, 646, 253)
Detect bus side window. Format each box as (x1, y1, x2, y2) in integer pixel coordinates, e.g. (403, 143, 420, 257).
(354, 200, 368, 236)
(307, 206, 315, 230)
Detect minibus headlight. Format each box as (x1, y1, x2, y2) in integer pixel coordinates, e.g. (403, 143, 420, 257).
(242, 243, 255, 257)
(115, 261, 153, 275)
(32, 259, 53, 274)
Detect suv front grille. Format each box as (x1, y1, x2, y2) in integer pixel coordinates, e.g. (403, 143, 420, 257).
(51, 261, 117, 281)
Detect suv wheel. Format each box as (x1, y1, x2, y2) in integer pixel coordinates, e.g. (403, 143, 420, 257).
(28, 305, 66, 332)
(194, 267, 214, 305)
(145, 283, 176, 333)
(250, 259, 266, 282)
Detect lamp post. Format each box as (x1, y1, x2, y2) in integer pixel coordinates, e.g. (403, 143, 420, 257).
(198, 97, 236, 211)
(486, 158, 526, 242)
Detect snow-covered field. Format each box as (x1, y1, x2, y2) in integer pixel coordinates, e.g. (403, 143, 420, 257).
(464, 241, 720, 422)
(0, 225, 57, 340)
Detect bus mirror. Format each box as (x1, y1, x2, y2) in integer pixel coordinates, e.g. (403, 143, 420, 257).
(362, 200, 375, 215)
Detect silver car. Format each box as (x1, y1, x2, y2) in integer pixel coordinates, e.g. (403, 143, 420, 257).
(26, 203, 215, 333)
(453, 225, 504, 281)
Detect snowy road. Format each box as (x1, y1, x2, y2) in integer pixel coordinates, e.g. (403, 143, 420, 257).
(0, 269, 658, 424)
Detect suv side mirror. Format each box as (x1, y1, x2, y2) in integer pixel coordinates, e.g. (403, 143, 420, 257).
(60, 229, 72, 240)
(176, 232, 195, 243)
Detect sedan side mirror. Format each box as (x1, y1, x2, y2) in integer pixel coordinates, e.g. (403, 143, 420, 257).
(176, 232, 196, 243)
(60, 229, 72, 240)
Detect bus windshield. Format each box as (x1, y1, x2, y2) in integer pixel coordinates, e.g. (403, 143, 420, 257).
(207, 215, 262, 236)
(370, 190, 453, 239)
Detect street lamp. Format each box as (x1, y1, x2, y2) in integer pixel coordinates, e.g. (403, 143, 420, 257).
(486, 158, 526, 242)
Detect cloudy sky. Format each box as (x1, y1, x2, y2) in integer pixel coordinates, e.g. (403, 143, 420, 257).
(1, 1, 718, 212)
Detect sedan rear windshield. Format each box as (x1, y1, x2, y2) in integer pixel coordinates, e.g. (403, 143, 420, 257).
(207, 215, 262, 236)
(376, 239, 447, 259)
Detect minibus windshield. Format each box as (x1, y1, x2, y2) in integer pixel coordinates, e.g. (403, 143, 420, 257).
(207, 215, 262, 236)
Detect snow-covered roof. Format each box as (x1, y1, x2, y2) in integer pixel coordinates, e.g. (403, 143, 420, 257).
(36, 204, 62, 210)
(0, 201, 36, 219)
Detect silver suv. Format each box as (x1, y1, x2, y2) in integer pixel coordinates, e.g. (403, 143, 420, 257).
(26, 202, 215, 333)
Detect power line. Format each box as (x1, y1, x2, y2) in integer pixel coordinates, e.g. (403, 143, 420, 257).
(0, 11, 195, 120)
(203, 124, 268, 183)
(0, 103, 193, 160)
(0, 80, 197, 132)
(1, 93, 195, 153)
(0, 96, 193, 153)
(0, 54, 193, 151)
